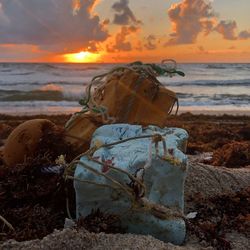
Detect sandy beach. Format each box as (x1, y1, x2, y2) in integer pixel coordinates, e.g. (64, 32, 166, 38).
(0, 112, 249, 249)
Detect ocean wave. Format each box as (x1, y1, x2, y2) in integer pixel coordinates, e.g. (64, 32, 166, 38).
(206, 64, 227, 69)
(211, 94, 250, 101)
(0, 88, 83, 102)
(0, 100, 81, 115)
(165, 79, 250, 87)
(0, 62, 250, 114)
(206, 64, 250, 70)
(0, 100, 79, 107)
(10, 72, 35, 76)
(0, 80, 88, 87)
(0, 63, 57, 72)
(177, 92, 250, 99)
(4, 63, 102, 73)
(0, 69, 12, 72)
(34, 63, 58, 71)
(176, 93, 194, 98)
(178, 93, 250, 106)
(54, 65, 101, 71)
(0, 85, 249, 105)
(3, 77, 248, 88)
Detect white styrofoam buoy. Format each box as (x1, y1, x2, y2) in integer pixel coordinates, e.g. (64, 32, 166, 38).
(74, 124, 188, 245)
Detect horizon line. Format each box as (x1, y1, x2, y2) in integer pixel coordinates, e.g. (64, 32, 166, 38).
(0, 61, 250, 64)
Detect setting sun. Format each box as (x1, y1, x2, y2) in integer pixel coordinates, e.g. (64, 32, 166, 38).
(64, 51, 100, 63)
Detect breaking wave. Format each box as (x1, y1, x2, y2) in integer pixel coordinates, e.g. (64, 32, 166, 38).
(0, 86, 84, 102)
(164, 79, 250, 87)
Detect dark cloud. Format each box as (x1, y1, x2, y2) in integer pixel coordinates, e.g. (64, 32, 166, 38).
(0, 0, 108, 53)
(109, 0, 142, 52)
(166, 0, 215, 45)
(144, 35, 157, 50)
(238, 30, 250, 40)
(112, 0, 140, 25)
(215, 20, 237, 40)
(106, 25, 138, 52)
(215, 21, 250, 41)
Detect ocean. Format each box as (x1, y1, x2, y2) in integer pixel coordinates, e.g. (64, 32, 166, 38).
(0, 62, 249, 115)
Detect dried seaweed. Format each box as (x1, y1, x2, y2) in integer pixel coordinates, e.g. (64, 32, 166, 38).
(187, 187, 250, 250)
(77, 209, 123, 234)
(0, 124, 77, 242)
(211, 141, 250, 168)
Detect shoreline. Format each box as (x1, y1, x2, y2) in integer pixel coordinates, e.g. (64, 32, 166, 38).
(178, 107, 250, 116)
(0, 108, 250, 117)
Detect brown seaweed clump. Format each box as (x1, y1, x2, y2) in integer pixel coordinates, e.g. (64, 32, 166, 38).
(0, 124, 13, 141)
(211, 141, 250, 168)
(0, 158, 68, 241)
(187, 186, 250, 250)
(77, 209, 123, 234)
(0, 121, 77, 242)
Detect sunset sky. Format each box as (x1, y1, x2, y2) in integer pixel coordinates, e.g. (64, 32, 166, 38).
(0, 0, 250, 63)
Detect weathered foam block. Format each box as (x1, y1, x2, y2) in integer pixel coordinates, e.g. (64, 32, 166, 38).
(74, 124, 188, 245)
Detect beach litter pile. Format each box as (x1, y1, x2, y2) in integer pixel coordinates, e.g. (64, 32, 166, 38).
(0, 61, 249, 249)
(64, 60, 183, 151)
(61, 60, 188, 244)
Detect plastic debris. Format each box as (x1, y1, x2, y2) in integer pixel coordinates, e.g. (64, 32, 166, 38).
(65, 60, 184, 149)
(40, 165, 65, 175)
(3, 119, 57, 166)
(186, 212, 198, 219)
(73, 124, 188, 245)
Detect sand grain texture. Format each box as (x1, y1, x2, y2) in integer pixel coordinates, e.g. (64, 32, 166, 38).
(1, 228, 213, 250)
(185, 156, 250, 200)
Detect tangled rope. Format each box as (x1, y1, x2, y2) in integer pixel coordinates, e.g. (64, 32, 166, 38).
(65, 59, 184, 129)
(64, 132, 184, 220)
